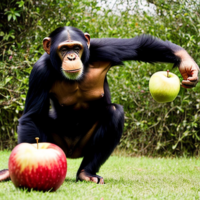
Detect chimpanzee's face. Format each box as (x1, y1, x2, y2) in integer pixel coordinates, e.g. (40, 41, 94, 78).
(43, 27, 90, 80)
(57, 40, 84, 80)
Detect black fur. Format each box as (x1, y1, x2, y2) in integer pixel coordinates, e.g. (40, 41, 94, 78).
(90, 35, 182, 67)
(17, 26, 183, 181)
(77, 104, 124, 175)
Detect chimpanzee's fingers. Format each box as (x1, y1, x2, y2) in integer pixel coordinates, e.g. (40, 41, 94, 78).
(99, 178, 104, 184)
(91, 177, 98, 183)
(187, 64, 199, 82)
(182, 79, 198, 88)
(0, 169, 10, 181)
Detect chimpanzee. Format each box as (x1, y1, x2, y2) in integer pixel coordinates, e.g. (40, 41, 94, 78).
(0, 26, 199, 184)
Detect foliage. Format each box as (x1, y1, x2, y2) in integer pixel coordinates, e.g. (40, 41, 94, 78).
(0, 0, 101, 149)
(100, 0, 200, 156)
(0, 0, 200, 156)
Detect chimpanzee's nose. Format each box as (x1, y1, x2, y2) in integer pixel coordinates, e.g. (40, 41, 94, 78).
(67, 54, 76, 61)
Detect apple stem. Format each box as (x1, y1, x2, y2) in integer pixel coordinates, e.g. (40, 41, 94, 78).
(167, 70, 170, 78)
(35, 137, 39, 149)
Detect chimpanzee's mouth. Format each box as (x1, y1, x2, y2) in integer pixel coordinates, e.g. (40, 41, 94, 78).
(62, 67, 83, 80)
(64, 68, 81, 73)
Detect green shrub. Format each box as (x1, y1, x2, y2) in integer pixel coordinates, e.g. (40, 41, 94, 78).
(0, 0, 200, 156)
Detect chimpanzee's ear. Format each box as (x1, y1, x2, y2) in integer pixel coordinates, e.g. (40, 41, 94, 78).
(84, 33, 90, 49)
(43, 37, 51, 55)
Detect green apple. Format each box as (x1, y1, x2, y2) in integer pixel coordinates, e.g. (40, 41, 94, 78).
(149, 70, 180, 103)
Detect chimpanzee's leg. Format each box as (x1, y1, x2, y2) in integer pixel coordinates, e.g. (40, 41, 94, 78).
(76, 103, 124, 184)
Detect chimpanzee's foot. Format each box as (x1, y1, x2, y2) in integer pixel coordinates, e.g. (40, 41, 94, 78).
(0, 169, 10, 181)
(76, 170, 104, 184)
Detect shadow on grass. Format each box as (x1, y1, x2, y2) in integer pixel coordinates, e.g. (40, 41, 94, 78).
(64, 177, 134, 185)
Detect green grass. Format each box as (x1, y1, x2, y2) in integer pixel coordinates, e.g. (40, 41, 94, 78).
(0, 151, 200, 200)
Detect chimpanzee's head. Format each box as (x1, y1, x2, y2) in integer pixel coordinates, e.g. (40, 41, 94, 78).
(43, 26, 90, 80)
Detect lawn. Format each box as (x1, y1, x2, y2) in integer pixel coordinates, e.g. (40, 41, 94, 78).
(0, 151, 200, 200)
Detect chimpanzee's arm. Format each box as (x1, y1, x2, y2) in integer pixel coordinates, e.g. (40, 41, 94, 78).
(18, 54, 54, 143)
(90, 35, 199, 88)
(90, 35, 182, 65)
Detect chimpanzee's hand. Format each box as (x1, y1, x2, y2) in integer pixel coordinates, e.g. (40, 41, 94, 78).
(176, 50, 199, 88)
(0, 169, 10, 181)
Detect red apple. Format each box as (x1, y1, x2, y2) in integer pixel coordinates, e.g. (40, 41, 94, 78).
(8, 142, 67, 191)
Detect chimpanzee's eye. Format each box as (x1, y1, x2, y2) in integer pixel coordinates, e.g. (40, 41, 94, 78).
(74, 46, 80, 51)
(61, 47, 69, 52)
(73, 45, 81, 55)
(60, 47, 69, 57)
